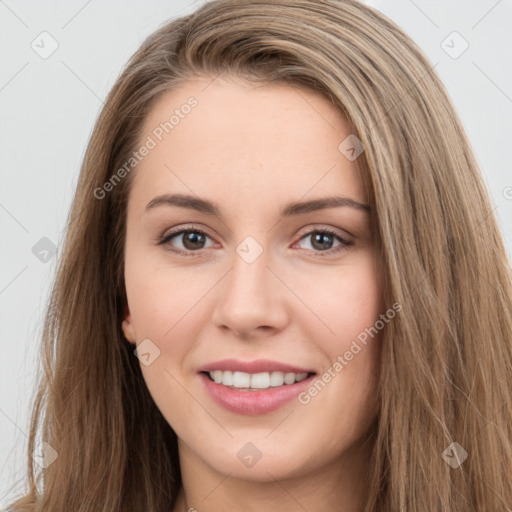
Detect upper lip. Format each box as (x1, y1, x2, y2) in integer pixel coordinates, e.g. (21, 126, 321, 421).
(198, 359, 315, 374)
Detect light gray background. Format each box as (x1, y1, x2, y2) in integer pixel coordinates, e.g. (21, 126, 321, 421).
(1, 0, 511, 505)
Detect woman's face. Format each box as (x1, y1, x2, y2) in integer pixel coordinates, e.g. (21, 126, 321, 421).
(122, 75, 383, 482)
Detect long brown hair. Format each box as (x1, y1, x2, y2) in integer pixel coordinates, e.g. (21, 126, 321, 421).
(6, 0, 512, 510)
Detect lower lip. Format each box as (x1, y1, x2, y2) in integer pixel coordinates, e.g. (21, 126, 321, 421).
(199, 372, 315, 415)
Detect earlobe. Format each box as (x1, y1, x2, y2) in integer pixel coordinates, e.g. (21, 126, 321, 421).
(122, 306, 136, 344)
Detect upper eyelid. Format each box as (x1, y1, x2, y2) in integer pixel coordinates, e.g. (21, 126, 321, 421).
(161, 224, 217, 243)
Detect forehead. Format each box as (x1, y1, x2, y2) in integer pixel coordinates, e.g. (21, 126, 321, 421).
(128, 76, 368, 215)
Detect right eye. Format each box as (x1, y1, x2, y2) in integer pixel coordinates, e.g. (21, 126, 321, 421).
(158, 227, 216, 255)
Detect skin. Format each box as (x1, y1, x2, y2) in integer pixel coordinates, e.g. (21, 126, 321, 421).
(121, 75, 384, 512)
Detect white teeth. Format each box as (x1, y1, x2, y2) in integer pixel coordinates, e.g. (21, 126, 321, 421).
(222, 370, 233, 386)
(270, 371, 284, 387)
(284, 372, 296, 385)
(250, 372, 270, 389)
(232, 371, 251, 388)
(208, 370, 310, 389)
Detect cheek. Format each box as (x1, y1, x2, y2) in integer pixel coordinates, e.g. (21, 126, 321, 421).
(124, 244, 213, 341)
(304, 255, 382, 352)
(302, 255, 383, 409)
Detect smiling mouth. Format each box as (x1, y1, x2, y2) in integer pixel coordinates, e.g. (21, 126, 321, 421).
(202, 370, 316, 390)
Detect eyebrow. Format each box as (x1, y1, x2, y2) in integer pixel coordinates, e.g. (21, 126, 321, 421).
(145, 193, 371, 217)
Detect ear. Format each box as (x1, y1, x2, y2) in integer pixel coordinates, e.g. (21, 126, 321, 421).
(121, 304, 136, 344)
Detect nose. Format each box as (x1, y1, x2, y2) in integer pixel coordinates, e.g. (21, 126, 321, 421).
(210, 243, 289, 339)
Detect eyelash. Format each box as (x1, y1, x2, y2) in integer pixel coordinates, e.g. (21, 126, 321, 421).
(156, 225, 354, 258)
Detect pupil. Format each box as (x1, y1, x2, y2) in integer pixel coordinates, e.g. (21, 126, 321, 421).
(183, 231, 205, 250)
(312, 232, 332, 251)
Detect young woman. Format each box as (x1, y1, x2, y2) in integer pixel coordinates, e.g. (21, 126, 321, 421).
(6, 0, 512, 511)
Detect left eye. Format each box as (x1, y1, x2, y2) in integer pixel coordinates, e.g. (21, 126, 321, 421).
(295, 229, 351, 253)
